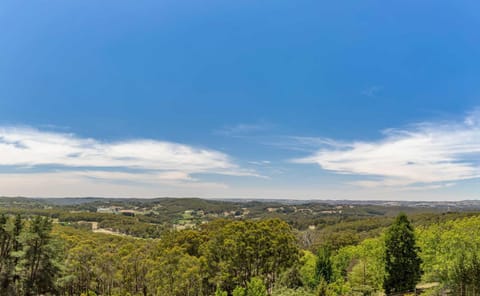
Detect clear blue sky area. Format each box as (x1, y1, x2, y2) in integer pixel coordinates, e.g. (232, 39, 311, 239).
(1, 0, 479, 199)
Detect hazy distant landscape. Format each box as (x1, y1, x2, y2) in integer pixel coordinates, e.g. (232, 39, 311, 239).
(2, 0, 480, 295)
(1, 196, 480, 295)
(4, 196, 480, 235)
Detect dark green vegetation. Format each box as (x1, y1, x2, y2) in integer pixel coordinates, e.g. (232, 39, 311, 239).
(0, 215, 60, 295)
(1, 197, 480, 295)
(384, 214, 422, 294)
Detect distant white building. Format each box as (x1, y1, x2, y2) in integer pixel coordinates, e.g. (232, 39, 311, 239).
(97, 206, 122, 214)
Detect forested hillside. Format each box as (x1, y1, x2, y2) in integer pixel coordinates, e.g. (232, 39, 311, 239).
(2, 202, 480, 295)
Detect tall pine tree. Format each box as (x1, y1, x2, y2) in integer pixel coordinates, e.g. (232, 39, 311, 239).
(383, 213, 422, 294)
(315, 245, 333, 284)
(20, 216, 61, 296)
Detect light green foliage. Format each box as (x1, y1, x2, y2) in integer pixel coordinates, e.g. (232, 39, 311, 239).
(119, 243, 150, 295)
(417, 215, 480, 293)
(149, 246, 203, 296)
(330, 237, 385, 294)
(450, 253, 480, 294)
(299, 251, 318, 288)
(215, 286, 228, 296)
(419, 286, 443, 296)
(328, 278, 351, 296)
(246, 277, 268, 296)
(331, 245, 356, 280)
(417, 215, 480, 282)
(272, 287, 316, 296)
(349, 238, 386, 292)
(233, 286, 246, 296)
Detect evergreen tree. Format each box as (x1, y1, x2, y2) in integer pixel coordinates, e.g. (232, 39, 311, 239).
(0, 214, 13, 292)
(0, 214, 23, 294)
(315, 245, 332, 284)
(11, 214, 23, 294)
(316, 278, 335, 296)
(383, 213, 422, 294)
(20, 216, 61, 296)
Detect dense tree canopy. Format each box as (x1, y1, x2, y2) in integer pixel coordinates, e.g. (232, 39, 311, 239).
(2, 205, 480, 295)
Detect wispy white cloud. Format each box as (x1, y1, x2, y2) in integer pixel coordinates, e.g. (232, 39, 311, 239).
(260, 135, 347, 153)
(248, 160, 271, 166)
(0, 127, 258, 196)
(214, 122, 273, 137)
(294, 110, 480, 188)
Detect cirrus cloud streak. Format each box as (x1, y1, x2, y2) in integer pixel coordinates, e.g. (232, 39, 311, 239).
(294, 111, 480, 188)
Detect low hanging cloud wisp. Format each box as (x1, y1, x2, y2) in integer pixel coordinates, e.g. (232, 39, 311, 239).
(294, 111, 480, 188)
(0, 127, 257, 196)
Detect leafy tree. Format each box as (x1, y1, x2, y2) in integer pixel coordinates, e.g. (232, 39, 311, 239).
(451, 252, 480, 295)
(349, 260, 375, 296)
(346, 237, 385, 294)
(233, 286, 246, 296)
(120, 243, 150, 296)
(205, 219, 299, 292)
(63, 241, 97, 294)
(416, 215, 480, 285)
(148, 246, 203, 296)
(299, 251, 317, 288)
(95, 244, 120, 295)
(278, 265, 303, 289)
(246, 277, 267, 296)
(383, 213, 422, 294)
(215, 286, 228, 296)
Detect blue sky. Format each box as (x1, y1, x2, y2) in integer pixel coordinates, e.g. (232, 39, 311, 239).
(1, 0, 479, 200)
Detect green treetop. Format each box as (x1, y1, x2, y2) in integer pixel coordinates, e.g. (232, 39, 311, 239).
(383, 213, 422, 294)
